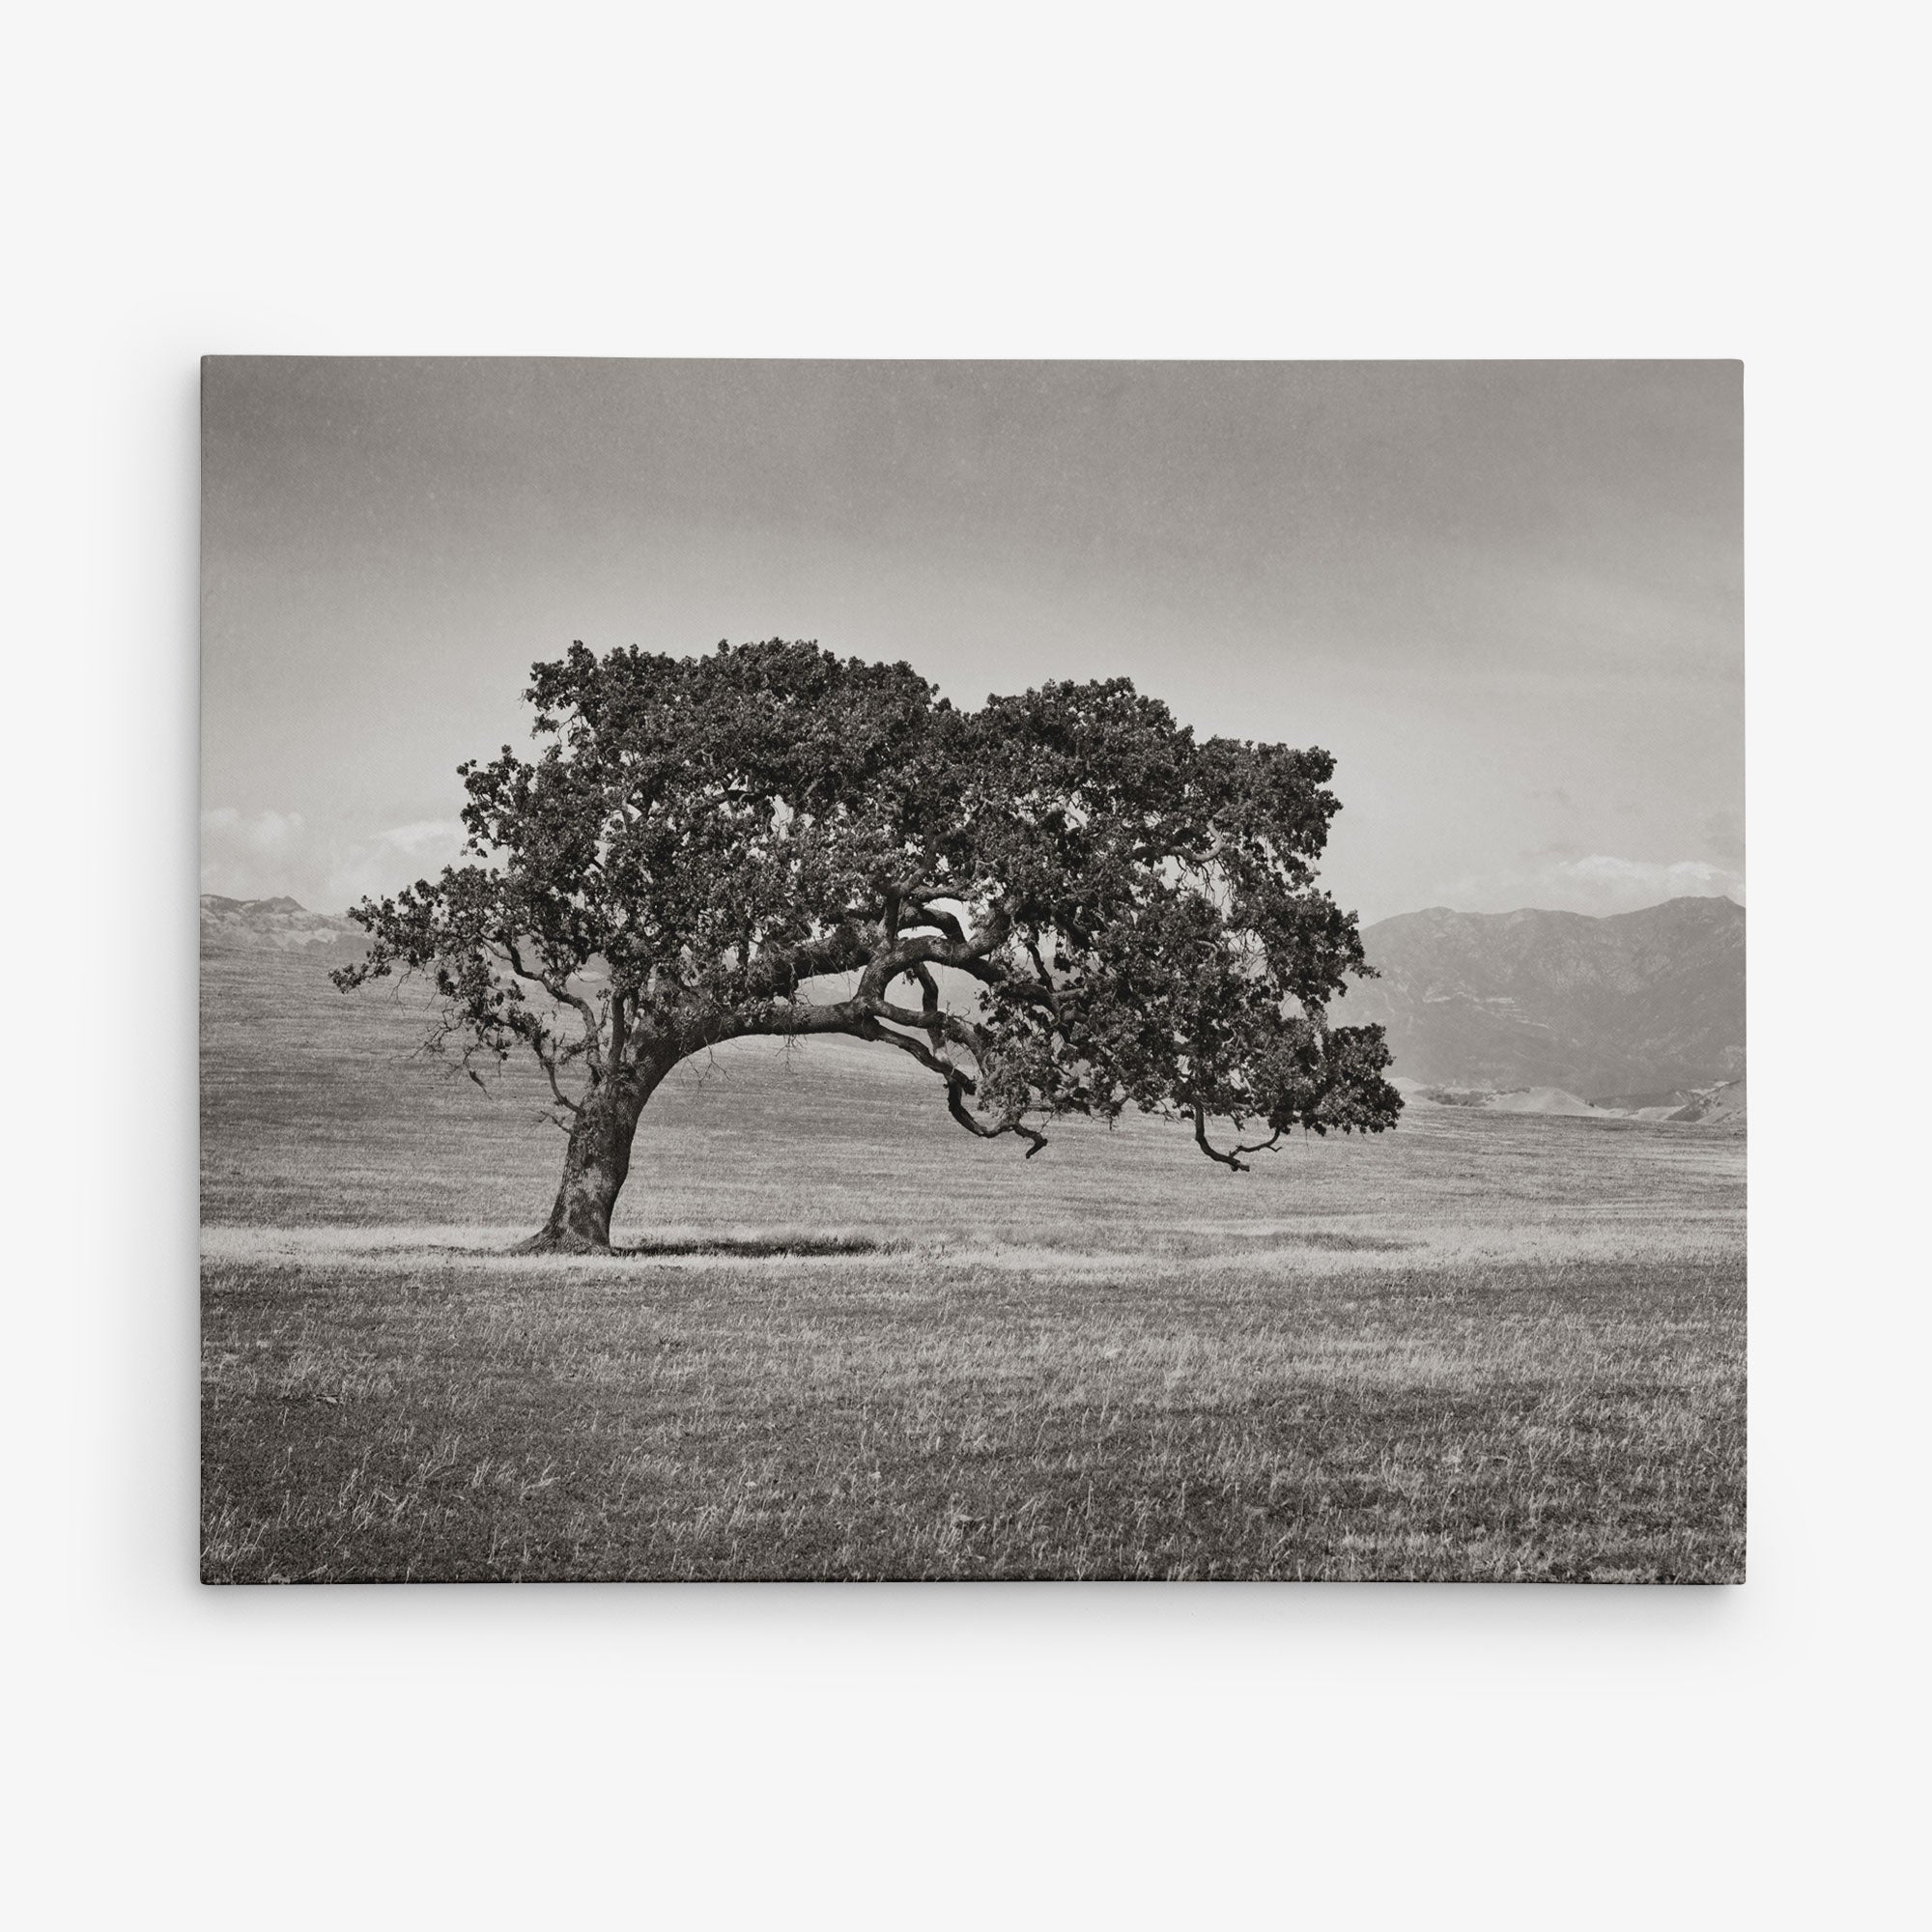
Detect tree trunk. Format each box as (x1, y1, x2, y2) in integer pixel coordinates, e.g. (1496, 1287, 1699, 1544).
(520, 1076, 649, 1254)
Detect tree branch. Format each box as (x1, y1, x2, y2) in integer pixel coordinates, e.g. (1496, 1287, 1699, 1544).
(948, 1074, 1048, 1157)
(1190, 1103, 1282, 1173)
(852, 1016, 969, 1086)
(854, 911, 1011, 1005)
(738, 922, 874, 1001)
(530, 1035, 582, 1114)
(909, 960, 945, 1049)
(872, 996, 981, 1058)
(897, 894, 969, 944)
(498, 937, 605, 1069)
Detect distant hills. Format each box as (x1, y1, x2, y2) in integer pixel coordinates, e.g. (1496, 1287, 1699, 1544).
(1344, 895, 1744, 1103)
(1411, 1076, 1746, 1127)
(204, 889, 1747, 1123)
(200, 895, 360, 952)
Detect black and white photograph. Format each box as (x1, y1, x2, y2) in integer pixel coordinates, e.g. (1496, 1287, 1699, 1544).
(17, 6, 1932, 1924)
(200, 357, 1745, 1583)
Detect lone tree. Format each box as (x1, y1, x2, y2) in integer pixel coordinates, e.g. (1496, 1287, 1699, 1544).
(335, 639, 1401, 1252)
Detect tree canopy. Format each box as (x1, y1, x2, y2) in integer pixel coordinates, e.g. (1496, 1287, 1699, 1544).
(335, 639, 1401, 1251)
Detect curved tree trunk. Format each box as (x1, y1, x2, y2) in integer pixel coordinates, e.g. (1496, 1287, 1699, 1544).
(520, 1075, 651, 1254)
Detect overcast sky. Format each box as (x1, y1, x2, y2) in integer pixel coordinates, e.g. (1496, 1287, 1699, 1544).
(201, 358, 1742, 925)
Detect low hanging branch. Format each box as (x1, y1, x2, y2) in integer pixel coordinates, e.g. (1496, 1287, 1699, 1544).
(333, 638, 1402, 1253)
(1191, 1104, 1283, 1174)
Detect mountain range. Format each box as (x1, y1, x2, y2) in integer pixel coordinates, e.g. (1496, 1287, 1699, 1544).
(1344, 895, 1745, 1102)
(202, 891, 1747, 1113)
(200, 895, 361, 952)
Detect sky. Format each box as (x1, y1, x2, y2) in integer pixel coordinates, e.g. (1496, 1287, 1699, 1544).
(201, 358, 1743, 925)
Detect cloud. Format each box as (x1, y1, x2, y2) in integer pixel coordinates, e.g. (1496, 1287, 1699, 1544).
(1432, 853, 1745, 918)
(325, 820, 470, 909)
(202, 805, 304, 854)
(201, 808, 310, 898)
(202, 808, 470, 911)
(1701, 808, 1746, 868)
(378, 819, 469, 858)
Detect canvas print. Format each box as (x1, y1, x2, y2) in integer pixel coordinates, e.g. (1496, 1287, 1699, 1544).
(200, 359, 1745, 1582)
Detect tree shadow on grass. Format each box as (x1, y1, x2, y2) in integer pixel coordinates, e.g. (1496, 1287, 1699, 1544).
(1283, 1232, 1419, 1253)
(611, 1234, 886, 1260)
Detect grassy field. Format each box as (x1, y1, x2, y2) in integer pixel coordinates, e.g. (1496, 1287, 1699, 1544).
(202, 947, 1746, 1582)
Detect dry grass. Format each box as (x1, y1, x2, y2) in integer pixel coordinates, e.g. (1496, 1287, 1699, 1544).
(201, 948, 1746, 1582)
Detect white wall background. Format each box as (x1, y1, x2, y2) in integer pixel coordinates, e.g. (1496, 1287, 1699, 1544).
(3, 4, 1925, 1924)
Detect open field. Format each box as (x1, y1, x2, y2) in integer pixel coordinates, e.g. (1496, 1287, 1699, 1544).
(202, 948, 1746, 1582)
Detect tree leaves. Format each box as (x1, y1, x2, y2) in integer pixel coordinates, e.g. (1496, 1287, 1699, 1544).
(333, 638, 1403, 1165)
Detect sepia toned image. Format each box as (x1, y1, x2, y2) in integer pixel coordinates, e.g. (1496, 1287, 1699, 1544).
(200, 358, 1744, 1582)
